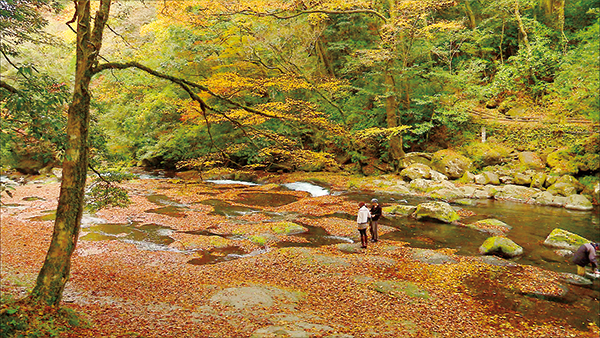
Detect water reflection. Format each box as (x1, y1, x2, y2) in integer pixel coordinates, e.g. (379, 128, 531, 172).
(80, 222, 179, 251)
(28, 209, 56, 221)
(199, 199, 259, 217)
(145, 194, 189, 217)
(235, 192, 299, 207)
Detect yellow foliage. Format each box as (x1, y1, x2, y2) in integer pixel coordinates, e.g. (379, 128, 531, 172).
(355, 126, 411, 142)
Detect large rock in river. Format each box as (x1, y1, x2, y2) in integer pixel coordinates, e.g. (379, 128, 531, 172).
(479, 236, 523, 258)
(413, 201, 460, 223)
(493, 184, 537, 202)
(430, 149, 473, 179)
(564, 194, 593, 211)
(543, 228, 591, 251)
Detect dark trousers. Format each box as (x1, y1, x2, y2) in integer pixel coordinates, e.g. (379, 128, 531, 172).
(369, 220, 378, 241)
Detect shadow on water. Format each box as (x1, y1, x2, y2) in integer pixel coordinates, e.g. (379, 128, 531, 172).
(274, 223, 353, 248)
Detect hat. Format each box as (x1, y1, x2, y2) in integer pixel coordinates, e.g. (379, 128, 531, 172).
(358, 202, 365, 207)
(371, 198, 378, 203)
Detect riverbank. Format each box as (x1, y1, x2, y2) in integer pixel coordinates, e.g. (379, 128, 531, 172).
(1, 172, 599, 337)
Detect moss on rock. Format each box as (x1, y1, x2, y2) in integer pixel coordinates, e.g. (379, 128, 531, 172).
(479, 236, 523, 257)
(543, 228, 591, 250)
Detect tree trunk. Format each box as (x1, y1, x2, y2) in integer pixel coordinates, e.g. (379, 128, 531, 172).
(28, 0, 111, 307)
(514, 0, 531, 53)
(384, 66, 404, 170)
(315, 38, 335, 77)
(463, 0, 477, 29)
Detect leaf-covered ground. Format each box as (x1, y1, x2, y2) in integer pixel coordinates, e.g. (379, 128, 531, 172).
(1, 172, 599, 337)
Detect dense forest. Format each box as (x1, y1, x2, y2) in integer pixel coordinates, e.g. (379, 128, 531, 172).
(2, 0, 598, 175)
(1, 1, 600, 337)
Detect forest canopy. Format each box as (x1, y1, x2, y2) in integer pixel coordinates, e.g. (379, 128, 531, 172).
(1, 0, 599, 174)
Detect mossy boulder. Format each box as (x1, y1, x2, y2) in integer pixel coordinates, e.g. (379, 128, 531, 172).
(513, 173, 532, 186)
(430, 149, 474, 179)
(543, 228, 591, 251)
(530, 172, 547, 189)
(547, 182, 578, 197)
(517, 151, 545, 171)
(400, 163, 432, 181)
(475, 172, 500, 185)
(401, 152, 433, 168)
(383, 205, 417, 217)
(555, 175, 584, 192)
(458, 172, 476, 184)
(564, 194, 593, 211)
(429, 188, 463, 201)
(493, 184, 537, 202)
(533, 191, 566, 207)
(271, 222, 307, 235)
(409, 178, 431, 192)
(479, 236, 523, 258)
(461, 142, 512, 168)
(413, 201, 460, 223)
(465, 219, 512, 236)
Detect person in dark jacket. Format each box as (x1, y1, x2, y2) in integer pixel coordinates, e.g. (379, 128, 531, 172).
(572, 242, 599, 276)
(369, 198, 382, 243)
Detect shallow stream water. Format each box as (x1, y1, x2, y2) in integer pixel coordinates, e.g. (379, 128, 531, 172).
(75, 178, 599, 329)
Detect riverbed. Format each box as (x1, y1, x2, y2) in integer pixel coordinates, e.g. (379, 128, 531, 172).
(1, 171, 599, 337)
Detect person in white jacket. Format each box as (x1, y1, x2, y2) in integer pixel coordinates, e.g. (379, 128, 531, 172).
(356, 202, 371, 248)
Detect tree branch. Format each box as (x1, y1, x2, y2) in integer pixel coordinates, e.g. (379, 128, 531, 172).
(235, 9, 387, 22)
(0, 80, 19, 94)
(92, 61, 282, 119)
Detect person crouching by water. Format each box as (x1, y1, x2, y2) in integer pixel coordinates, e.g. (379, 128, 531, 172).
(369, 198, 382, 243)
(357, 202, 371, 249)
(572, 242, 599, 277)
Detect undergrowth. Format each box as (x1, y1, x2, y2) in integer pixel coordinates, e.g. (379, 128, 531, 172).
(0, 302, 89, 338)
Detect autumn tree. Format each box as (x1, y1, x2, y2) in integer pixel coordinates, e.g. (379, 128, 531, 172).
(8, 0, 348, 309)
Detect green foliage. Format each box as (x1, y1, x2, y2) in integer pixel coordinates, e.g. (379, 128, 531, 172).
(551, 21, 600, 120)
(0, 72, 71, 170)
(0, 303, 89, 338)
(0, 0, 63, 56)
(10, 0, 598, 175)
(84, 169, 136, 212)
(483, 122, 595, 151)
(489, 38, 561, 100)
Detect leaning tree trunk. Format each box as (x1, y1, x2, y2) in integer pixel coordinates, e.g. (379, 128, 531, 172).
(28, 0, 111, 307)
